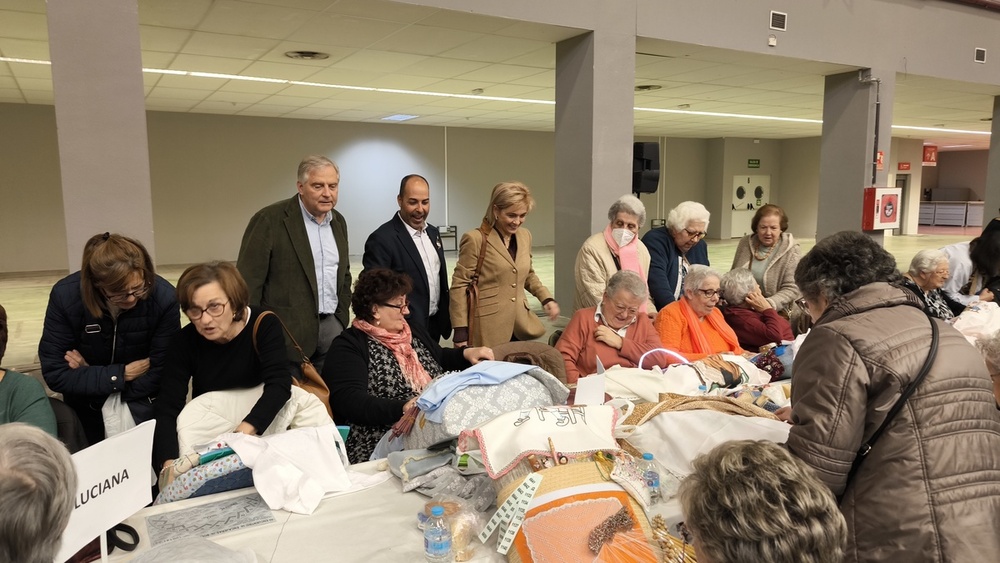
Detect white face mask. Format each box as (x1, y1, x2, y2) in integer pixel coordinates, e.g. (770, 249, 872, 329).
(611, 228, 635, 247)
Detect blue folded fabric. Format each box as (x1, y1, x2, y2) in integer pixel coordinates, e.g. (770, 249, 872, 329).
(416, 360, 534, 423)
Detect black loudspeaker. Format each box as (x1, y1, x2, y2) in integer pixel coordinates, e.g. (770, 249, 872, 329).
(632, 142, 660, 194)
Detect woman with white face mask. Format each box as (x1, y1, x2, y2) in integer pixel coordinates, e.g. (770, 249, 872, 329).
(573, 195, 655, 313)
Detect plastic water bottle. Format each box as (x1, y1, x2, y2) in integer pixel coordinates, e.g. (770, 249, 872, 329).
(641, 452, 662, 505)
(424, 505, 453, 562)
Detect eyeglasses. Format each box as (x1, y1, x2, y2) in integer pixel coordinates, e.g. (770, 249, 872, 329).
(684, 228, 707, 240)
(607, 300, 639, 317)
(795, 297, 809, 314)
(185, 301, 229, 320)
(696, 288, 721, 298)
(102, 284, 149, 303)
(381, 300, 409, 311)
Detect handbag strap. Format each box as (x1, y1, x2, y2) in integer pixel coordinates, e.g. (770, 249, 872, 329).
(466, 225, 491, 343)
(470, 224, 491, 283)
(843, 317, 939, 491)
(252, 310, 310, 363)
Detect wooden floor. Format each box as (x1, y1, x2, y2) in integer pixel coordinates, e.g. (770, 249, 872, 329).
(0, 227, 977, 373)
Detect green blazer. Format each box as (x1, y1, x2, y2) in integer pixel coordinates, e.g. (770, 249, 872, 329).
(237, 194, 351, 361)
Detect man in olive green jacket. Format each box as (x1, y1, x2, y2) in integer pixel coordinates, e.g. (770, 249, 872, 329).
(237, 156, 351, 373)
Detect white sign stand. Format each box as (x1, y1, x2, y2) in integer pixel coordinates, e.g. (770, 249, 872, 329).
(55, 420, 156, 562)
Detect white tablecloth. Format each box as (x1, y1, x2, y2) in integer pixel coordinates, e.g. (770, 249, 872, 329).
(111, 461, 506, 562)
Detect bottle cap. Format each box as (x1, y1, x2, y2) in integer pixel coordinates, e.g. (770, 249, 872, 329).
(642, 452, 653, 461)
(431, 505, 444, 517)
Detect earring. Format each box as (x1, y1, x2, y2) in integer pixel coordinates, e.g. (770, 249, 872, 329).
(376, 319, 381, 326)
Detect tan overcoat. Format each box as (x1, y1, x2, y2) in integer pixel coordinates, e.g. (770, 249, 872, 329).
(449, 221, 552, 347)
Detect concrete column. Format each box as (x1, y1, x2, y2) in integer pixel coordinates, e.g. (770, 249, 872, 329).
(47, 0, 155, 269)
(817, 69, 894, 243)
(554, 10, 636, 312)
(984, 96, 1000, 223)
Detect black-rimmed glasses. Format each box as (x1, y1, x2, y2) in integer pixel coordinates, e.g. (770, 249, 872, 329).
(696, 288, 721, 298)
(381, 300, 409, 311)
(103, 284, 149, 303)
(185, 301, 229, 320)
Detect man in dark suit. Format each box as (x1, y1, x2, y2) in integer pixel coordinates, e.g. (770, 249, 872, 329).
(237, 155, 351, 373)
(362, 174, 451, 341)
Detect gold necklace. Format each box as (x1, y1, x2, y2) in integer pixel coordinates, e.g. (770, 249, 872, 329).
(752, 240, 775, 261)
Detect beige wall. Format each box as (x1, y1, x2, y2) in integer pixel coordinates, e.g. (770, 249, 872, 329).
(0, 104, 560, 273)
(936, 150, 990, 201)
(444, 127, 555, 243)
(0, 105, 67, 272)
(778, 137, 822, 239)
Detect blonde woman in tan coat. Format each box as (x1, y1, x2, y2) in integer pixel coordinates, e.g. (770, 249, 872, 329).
(450, 182, 559, 348)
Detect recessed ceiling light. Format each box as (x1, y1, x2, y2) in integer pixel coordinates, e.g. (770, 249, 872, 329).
(982, 117, 993, 122)
(381, 114, 419, 122)
(284, 50, 329, 60)
(677, 103, 691, 109)
(471, 88, 484, 95)
(634, 84, 662, 92)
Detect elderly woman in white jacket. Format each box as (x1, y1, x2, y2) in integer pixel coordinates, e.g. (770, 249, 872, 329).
(573, 195, 654, 313)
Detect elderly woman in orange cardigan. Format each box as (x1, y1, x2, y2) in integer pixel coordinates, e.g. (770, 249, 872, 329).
(556, 270, 662, 384)
(654, 265, 744, 361)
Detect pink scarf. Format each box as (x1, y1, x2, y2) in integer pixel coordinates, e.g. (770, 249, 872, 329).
(603, 225, 648, 312)
(352, 319, 431, 393)
(679, 297, 741, 356)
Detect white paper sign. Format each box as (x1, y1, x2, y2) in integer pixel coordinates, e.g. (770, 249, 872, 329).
(575, 373, 606, 406)
(55, 420, 156, 562)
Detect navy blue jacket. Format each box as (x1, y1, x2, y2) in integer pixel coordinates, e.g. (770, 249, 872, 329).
(362, 213, 451, 341)
(39, 272, 180, 442)
(641, 227, 710, 310)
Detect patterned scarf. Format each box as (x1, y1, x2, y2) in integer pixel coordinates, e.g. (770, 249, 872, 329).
(352, 318, 431, 393)
(678, 297, 741, 356)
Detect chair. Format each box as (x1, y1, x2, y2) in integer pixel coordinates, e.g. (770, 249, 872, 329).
(48, 397, 88, 453)
(492, 340, 567, 385)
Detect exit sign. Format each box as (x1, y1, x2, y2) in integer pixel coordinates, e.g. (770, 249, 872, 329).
(748, 159, 761, 168)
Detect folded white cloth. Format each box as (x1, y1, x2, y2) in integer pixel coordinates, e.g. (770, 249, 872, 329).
(178, 385, 333, 457)
(225, 424, 352, 514)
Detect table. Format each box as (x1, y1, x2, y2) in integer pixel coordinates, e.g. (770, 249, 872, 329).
(110, 460, 682, 562)
(112, 461, 507, 562)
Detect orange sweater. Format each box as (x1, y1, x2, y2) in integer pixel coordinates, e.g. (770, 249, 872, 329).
(653, 300, 743, 361)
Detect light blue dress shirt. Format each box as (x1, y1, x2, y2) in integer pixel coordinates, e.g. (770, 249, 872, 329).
(298, 197, 339, 315)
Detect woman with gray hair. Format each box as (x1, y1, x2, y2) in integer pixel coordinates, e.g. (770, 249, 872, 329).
(679, 440, 847, 563)
(641, 201, 711, 310)
(556, 270, 661, 384)
(0, 423, 78, 563)
(573, 194, 653, 311)
(653, 265, 743, 360)
(719, 268, 792, 350)
(901, 248, 959, 320)
(787, 230, 1000, 563)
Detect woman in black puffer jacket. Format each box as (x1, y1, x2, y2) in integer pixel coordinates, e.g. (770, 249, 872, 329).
(39, 232, 180, 445)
